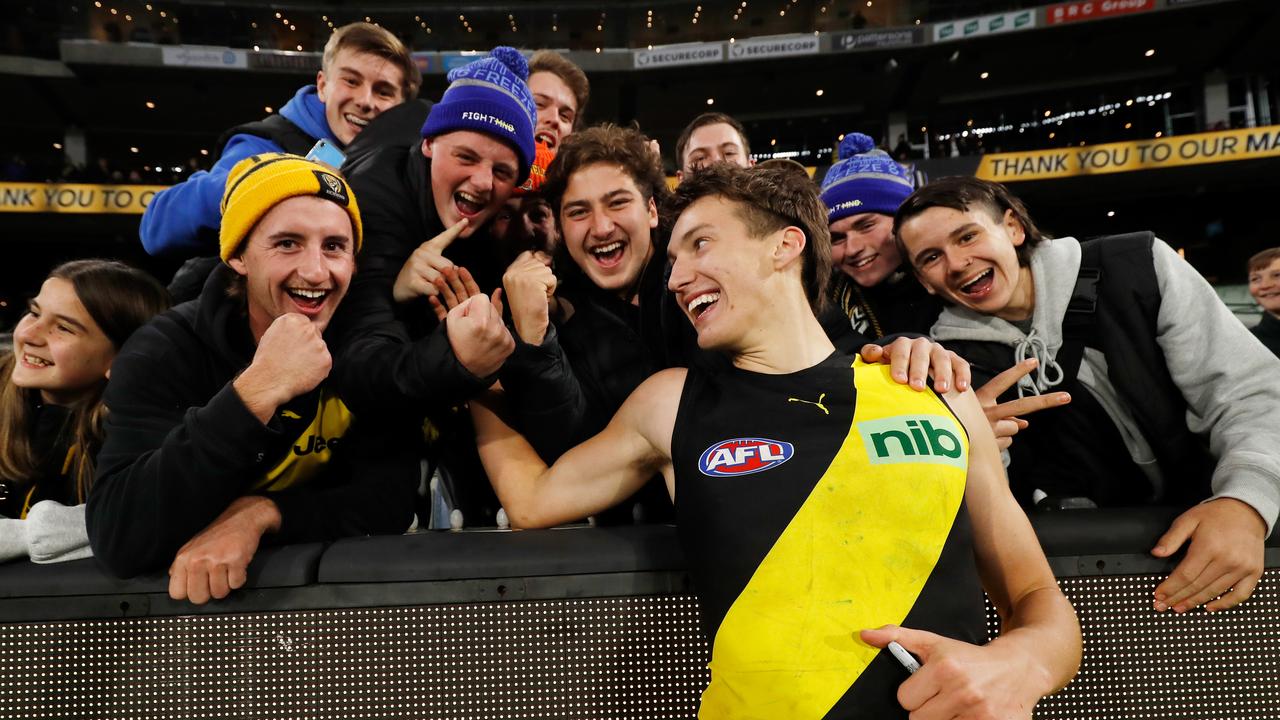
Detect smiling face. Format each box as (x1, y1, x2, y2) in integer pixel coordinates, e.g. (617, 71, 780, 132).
(898, 204, 1034, 321)
(227, 196, 356, 342)
(316, 48, 406, 146)
(679, 122, 751, 178)
(560, 163, 658, 300)
(1250, 257, 1280, 317)
(829, 211, 902, 288)
(11, 277, 116, 406)
(424, 131, 520, 240)
(668, 196, 787, 351)
(529, 71, 578, 151)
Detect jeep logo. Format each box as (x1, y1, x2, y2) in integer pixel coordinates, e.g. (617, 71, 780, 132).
(857, 414, 965, 468)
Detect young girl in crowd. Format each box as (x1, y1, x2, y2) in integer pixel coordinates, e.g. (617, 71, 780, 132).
(0, 260, 169, 563)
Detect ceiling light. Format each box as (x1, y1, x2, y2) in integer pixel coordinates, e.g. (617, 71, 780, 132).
(1107, 211, 1115, 217)
(129, 146, 139, 153)
(706, 98, 714, 105)
(145, 101, 156, 109)
(264, 106, 273, 113)
(1144, 49, 1155, 57)
(980, 71, 989, 79)
(815, 89, 824, 96)
(1155, 131, 1162, 138)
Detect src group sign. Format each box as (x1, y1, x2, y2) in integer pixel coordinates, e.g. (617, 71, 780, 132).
(976, 125, 1280, 182)
(0, 183, 166, 214)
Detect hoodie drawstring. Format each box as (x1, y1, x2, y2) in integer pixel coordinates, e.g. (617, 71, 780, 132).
(1012, 329, 1064, 398)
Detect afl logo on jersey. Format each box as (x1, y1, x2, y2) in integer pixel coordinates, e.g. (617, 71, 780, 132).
(699, 438, 794, 477)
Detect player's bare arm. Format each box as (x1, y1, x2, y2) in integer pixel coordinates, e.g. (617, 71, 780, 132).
(471, 368, 685, 528)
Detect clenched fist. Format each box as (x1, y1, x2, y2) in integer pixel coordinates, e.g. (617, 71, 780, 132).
(503, 251, 557, 345)
(446, 292, 515, 379)
(235, 313, 332, 422)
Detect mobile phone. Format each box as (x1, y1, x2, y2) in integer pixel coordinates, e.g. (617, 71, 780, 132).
(305, 138, 346, 170)
(887, 641, 921, 674)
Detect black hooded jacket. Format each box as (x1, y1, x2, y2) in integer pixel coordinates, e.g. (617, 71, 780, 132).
(87, 266, 419, 578)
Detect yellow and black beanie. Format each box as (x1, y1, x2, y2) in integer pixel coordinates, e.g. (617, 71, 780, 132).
(219, 153, 363, 262)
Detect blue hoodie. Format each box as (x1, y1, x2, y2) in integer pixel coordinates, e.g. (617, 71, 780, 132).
(139, 85, 336, 257)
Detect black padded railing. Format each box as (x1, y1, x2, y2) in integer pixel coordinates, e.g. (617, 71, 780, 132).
(1, 508, 1278, 718)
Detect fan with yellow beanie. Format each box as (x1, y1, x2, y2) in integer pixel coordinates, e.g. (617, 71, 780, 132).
(219, 152, 363, 262)
(86, 151, 419, 603)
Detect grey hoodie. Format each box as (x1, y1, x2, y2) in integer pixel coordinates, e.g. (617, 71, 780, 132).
(931, 236, 1280, 534)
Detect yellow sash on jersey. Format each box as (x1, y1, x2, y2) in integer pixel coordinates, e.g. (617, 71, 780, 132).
(252, 389, 353, 492)
(699, 360, 969, 719)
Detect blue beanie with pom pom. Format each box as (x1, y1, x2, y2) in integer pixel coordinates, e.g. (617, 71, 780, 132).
(421, 47, 537, 183)
(819, 133, 914, 225)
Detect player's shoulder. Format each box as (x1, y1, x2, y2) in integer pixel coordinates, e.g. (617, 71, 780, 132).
(631, 367, 689, 405)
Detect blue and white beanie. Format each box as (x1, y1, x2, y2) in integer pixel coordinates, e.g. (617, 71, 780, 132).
(819, 133, 914, 224)
(420, 47, 537, 184)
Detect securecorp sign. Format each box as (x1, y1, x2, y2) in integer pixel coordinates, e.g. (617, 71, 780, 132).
(0, 183, 167, 214)
(976, 125, 1280, 182)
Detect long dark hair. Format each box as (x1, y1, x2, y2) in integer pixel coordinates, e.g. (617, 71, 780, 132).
(0, 260, 169, 503)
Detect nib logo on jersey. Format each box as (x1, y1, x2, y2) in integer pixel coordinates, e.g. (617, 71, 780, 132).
(857, 414, 967, 469)
(699, 437, 795, 477)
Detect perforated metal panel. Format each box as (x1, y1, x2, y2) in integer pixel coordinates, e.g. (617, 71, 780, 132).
(0, 596, 709, 719)
(992, 570, 1280, 719)
(1, 571, 1277, 718)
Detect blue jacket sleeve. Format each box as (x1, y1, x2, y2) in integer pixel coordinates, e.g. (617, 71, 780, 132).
(139, 134, 280, 257)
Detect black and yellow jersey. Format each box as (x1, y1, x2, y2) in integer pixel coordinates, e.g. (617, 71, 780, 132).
(672, 353, 986, 719)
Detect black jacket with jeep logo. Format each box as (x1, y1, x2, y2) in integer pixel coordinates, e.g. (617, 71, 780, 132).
(86, 265, 419, 579)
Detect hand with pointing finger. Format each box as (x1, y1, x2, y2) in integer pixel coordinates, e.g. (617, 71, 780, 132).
(974, 358, 1071, 450)
(393, 218, 469, 303)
